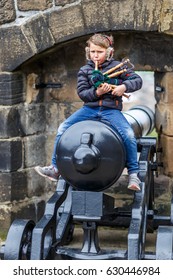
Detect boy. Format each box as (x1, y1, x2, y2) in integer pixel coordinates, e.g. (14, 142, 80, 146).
(35, 33, 143, 191)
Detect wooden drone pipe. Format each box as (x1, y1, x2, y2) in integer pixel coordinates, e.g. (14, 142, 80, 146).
(103, 59, 130, 76)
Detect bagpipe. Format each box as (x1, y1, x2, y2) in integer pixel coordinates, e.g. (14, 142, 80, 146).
(91, 59, 134, 99)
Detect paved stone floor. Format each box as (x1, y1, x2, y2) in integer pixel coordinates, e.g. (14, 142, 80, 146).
(66, 226, 156, 252)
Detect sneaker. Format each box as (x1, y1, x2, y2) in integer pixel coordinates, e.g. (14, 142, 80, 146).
(127, 173, 141, 191)
(34, 165, 60, 182)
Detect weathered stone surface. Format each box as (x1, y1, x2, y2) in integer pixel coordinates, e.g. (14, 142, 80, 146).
(0, 139, 22, 172)
(55, 0, 76, 6)
(159, 0, 173, 35)
(0, 197, 47, 231)
(27, 168, 56, 197)
(0, 27, 34, 72)
(0, 106, 21, 138)
(45, 102, 61, 134)
(26, 73, 39, 103)
(18, 0, 53, 11)
(81, 0, 111, 32)
(0, 0, 16, 25)
(19, 103, 46, 135)
(0, 174, 11, 203)
(10, 199, 46, 224)
(22, 14, 55, 54)
(0, 168, 55, 231)
(159, 134, 173, 176)
(47, 5, 85, 43)
(110, 0, 162, 31)
(155, 102, 173, 136)
(120, 32, 173, 72)
(155, 72, 173, 103)
(24, 134, 46, 167)
(0, 72, 25, 105)
(0, 209, 13, 232)
(0, 103, 46, 138)
(0, 171, 27, 202)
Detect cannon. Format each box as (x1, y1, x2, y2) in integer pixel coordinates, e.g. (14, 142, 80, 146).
(1, 105, 173, 260)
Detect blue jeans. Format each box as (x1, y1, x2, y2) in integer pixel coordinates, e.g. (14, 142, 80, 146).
(51, 106, 139, 175)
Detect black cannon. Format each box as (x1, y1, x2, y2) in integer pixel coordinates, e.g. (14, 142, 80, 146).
(1, 105, 173, 260)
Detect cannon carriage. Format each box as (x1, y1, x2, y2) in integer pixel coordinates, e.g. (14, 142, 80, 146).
(1, 106, 173, 260)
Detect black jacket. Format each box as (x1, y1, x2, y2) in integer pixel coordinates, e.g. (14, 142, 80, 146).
(77, 59, 143, 110)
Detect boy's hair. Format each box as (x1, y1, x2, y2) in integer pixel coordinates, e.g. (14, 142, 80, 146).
(87, 33, 114, 48)
(85, 33, 114, 61)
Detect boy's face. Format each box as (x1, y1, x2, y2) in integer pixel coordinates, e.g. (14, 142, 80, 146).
(89, 42, 107, 66)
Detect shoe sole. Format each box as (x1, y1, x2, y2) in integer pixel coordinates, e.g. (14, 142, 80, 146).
(34, 166, 58, 182)
(127, 184, 141, 191)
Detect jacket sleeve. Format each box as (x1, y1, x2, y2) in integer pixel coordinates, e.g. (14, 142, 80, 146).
(77, 68, 100, 102)
(121, 68, 143, 93)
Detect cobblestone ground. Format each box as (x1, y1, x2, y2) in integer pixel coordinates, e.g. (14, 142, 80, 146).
(66, 226, 156, 253)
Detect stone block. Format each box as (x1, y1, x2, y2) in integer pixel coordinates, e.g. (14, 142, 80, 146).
(18, 0, 53, 11)
(26, 168, 55, 198)
(10, 199, 46, 224)
(0, 171, 27, 202)
(0, 107, 21, 138)
(155, 72, 173, 103)
(0, 208, 13, 232)
(0, 168, 54, 231)
(0, 72, 25, 105)
(26, 73, 39, 104)
(0, 174, 11, 203)
(47, 5, 85, 43)
(0, 26, 34, 72)
(45, 102, 62, 133)
(0, 0, 16, 25)
(110, 0, 161, 31)
(45, 135, 56, 164)
(22, 14, 55, 54)
(55, 0, 75, 6)
(0, 199, 46, 232)
(19, 103, 46, 135)
(81, 0, 110, 32)
(24, 134, 46, 167)
(159, 134, 173, 176)
(155, 102, 173, 136)
(0, 139, 22, 172)
(160, 0, 173, 35)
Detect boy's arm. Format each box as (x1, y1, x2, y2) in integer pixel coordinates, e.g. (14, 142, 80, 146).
(121, 69, 143, 93)
(77, 69, 100, 102)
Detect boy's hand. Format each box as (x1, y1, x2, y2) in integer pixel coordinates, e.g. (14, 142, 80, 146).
(111, 84, 126, 97)
(96, 83, 112, 96)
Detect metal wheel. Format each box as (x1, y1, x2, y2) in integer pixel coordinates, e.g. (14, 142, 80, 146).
(156, 226, 173, 260)
(4, 219, 35, 260)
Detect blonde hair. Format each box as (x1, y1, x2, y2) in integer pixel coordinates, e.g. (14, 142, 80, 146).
(85, 33, 114, 60)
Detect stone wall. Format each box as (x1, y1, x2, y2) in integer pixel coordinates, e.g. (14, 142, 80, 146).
(0, 0, 173, 232)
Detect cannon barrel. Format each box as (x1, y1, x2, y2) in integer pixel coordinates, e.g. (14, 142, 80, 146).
(56, 105, 154, 191)
(123, 105, 154, 138)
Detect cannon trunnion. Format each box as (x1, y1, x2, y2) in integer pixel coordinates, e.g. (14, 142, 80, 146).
(1, 106, 173, 260)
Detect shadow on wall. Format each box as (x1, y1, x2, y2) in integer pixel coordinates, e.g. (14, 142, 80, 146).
(123, 71, 155, 112)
